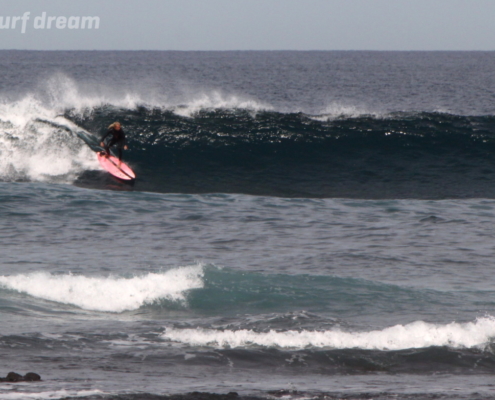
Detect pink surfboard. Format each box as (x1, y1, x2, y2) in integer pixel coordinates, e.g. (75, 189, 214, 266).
(97, 152, 136, 181)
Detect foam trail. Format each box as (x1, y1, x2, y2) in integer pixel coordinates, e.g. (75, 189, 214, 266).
(0, 265, 204, 312)
(163, 317, 495, 350)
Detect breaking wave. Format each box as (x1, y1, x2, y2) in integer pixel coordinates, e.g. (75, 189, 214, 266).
(0, 265, 204, 312)
(2, 74, 495, 198)
(163, 317, 495, 351)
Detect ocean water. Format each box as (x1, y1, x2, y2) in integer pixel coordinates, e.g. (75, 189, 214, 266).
(1, 51, 495, 400)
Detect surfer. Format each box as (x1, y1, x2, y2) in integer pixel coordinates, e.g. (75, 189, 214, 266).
(100, 122, 128, 162)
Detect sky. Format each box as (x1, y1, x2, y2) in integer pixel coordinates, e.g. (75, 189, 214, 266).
(0, 0, 494, 51)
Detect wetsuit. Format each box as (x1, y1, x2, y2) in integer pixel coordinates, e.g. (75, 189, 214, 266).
(101, 127, 126, 160)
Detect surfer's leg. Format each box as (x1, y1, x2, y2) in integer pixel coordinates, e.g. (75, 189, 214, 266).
(106, 138, 118, 156)
(117, 140, 124, 161)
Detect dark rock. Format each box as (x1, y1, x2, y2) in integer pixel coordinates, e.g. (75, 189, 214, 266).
(24, 372, 41, 381)
(6, 372, 22, 382)
(0, 372, 41, 382)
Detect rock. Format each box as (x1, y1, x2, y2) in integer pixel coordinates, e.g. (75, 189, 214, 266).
(0, 372, 41, 382)
(6, 372, 22, 382)
(24, 372, 41, 381)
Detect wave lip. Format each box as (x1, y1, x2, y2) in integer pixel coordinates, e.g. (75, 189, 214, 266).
(163, 317, 495, 351)
(0, 265, 204, 312)
(171, 91, 273, 118)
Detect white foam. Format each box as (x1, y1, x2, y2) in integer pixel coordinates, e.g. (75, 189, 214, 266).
(163, 317, 495, 350)
(172, 91, 272, 118)
(0, 389, 104, 400)
(0, 265, 204, 312)
(0, 90, 100, 182)
(310, 102, 386, 121)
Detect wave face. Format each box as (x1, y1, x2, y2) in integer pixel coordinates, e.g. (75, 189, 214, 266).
(58, 107, 495, 199)
(67, 107, 495, 198)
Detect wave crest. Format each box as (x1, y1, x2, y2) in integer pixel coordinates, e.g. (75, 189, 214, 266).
(0, 265, 204, 312)
(163, 317, 495, 351)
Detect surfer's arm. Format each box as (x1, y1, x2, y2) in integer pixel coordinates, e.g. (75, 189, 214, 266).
(99, 129, 112, 146)
(102, 129, 113, 140)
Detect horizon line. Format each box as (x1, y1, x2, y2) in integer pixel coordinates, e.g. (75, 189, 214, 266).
(1, 48, 494, 52)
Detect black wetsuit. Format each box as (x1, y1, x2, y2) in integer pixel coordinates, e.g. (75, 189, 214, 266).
(101, 127, 126, 160)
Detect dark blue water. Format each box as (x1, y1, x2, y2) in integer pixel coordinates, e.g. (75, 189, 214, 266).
(1, 51, 495, 400)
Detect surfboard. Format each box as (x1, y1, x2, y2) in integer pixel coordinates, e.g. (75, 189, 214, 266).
(97, 152, 136, 181)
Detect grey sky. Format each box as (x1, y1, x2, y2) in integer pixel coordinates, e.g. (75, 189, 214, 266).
(0, 0, 494, 51)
